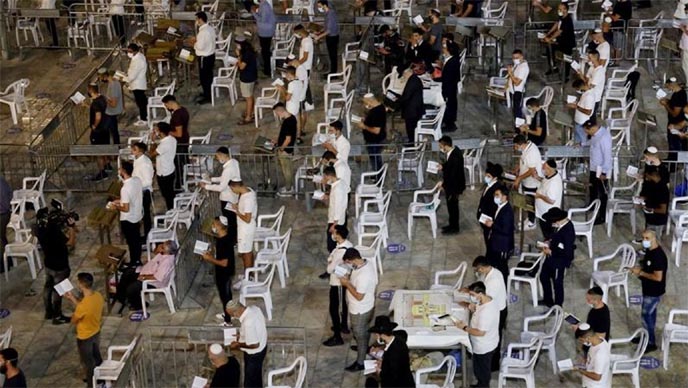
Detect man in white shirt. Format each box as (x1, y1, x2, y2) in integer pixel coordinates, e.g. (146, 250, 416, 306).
(295, 24, 315, 126)
(590, 29, 610, 68)
(321, 151, 351, 193)
(681, 24, 688, 84)
(575, 324, 612, 388)
(471, 256, 507, 372)
(340, 248, 378, 371)
(125, 44, 148, 126)
(287, 54, 310, 134)
(535, 159, 564, 238)
(455, 281, 500, 388)
(507, 49, 529, 122)
(580, 50, 606, 117)
(202, 146, 241, 245)
(322, 167, 348, 252)
(191, 11, 217, 104)
(150, 122, 177, 210)
(569, 79, 596, 144)
(323, 120, 351, 163)
(112, 161, 144, 266)
(229, 180, 257, 269)
(512, 134, 543, 230)
(131, 142, 155, 237)
(276, 66, 303, 119)
(322, 225, 354, 346)
(225, 300, 268, 388)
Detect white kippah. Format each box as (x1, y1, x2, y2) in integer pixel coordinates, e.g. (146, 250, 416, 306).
(363, 93, 375, 99)
(578, 323, 591, 331)
(646, 146, 658, 154)
(209, 343, 223, 355)
(594, 28, 602, 33)
(287, 53, 296, 60)
(668, 77, 678, 83)
(219, 216, 228, 226)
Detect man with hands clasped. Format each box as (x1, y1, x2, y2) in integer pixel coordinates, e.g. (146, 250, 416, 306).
(224, 300, 268, 388)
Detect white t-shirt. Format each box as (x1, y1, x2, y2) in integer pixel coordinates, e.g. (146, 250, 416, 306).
(583, 340, 612, 388)
(239, 306, 268, 354)
(327, 179, 348, 224)
(300, 36, 314, 71)
(120, 177, 143, 223)
(469, 299, 500, 355)
(587, 65, 606, 102)
(286, 79, 304, 115)
(295, 64, 308, 101)
(334, 135, 351, 162)
(333, 159, 351, 193)
(535, 172, 564, 219)
(509, 61, 529, 93)
(327, 240, 353, 286)
(596, 41, 611, 64)
(575, 90, 596, 125)
(238, 189, 258, 228)
(483, 268, 507, 311)
(347, 260, 377, 314)
(155, 136, 177, 177)
(133, 154, 154, 190)
(206, 159, 241, 202)
(519, 142, 543, 188)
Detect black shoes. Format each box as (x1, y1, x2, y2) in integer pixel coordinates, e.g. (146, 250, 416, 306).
(442, 226, 460, 235)
(344, 362, 364, 371)
(538, 300, 554, 308)
(322, 336, 344, 347)
(644, 344, 658, 353)
(318, 271, 329, 279)
(331, 326, 350, 334)
(52, 315, 71, 325)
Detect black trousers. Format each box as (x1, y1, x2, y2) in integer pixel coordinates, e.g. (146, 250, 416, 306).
(157, 173, 176, 210)
(174, 145, 189, 191)
(121, 220, 142, 265)
(45, 18, 58, 46)
(511, 91, 523, 120)
(588, 172, 608, 223)
(132, 89, 148, 121)
(487, 249, 511, 287)
(540, 264, 566, 306)
(77, 332, 103, 385)
(0, 211, 9, 272)
(480, 224, 490, 250)
(305, 70, 313, 105)
(259, 36, 272, 76)
(447, 193, 460, 230)
(215, 269, 233, 323)
(112, 15, 126, 45)
(327, 223, 336, 252)
(366, 142, 383, 172)
(522, 185, 537, 223)
(142, 190, 152, 238)
(199, 54, 215, 100)
(134, 0, 144, 19)
(443, 88, 458, 130)
(220, 201, 239, 245)
(104, 114, 120, 144)
(326, 35, 340, 74)
(472, 349, 495, 387)
(538, 218, 554, 240)
(244, 346, 267, 388)
(44, 267, 70, 318)
(492, 307, 508, 371)
(125, 278, 145, 310)
(404, 117, 420, 143)
(329, 285, 349, 337)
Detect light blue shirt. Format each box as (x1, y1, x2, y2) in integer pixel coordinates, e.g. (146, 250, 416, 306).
(325, 8, 340, 36)
(587, 126, 613, 176)
(255, 1, 276, 38)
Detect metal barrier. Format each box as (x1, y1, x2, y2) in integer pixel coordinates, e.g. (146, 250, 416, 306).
(130, 326, 307, 388)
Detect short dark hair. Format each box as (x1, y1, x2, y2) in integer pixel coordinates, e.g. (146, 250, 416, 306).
(77, 272, 94, 289)
(588, 49, 600, 57)
(575, 326, 593, 339)
(195, 11, 208, 22)
(322, 150, 336, 160)
(559, 2, 569, 11)
(447, 42, 460, 57)
(513, 134, 527, 145)
(121, 160, 134, 176)
(317, 0, 329, 6)
(333, 224, 349, 239)
(412, 27, 424, 35)
(132, 142, 147, 152)
(330, 120, 343, 130)
(526, 97, 540, 107)
(0, 348, 19, 368)
(513, 49, 523, 55)
(272, 102, 286, 110)
(127, 43, 140, 52)
(343, 247, 362, 261)
(161, 94, 176, 103)
(294, 24, 305, 33)
(156, 122, 172, 135)
(439, 135, 453, 146)
(87, 83, 99, 94)
(545, 159, 557, 169)
(472, 256, 490, 268)
(495, 186, 510, 197)
(587, 286, 604, 297)
(285, 66, 296, 76)
(467, 281, 487, 295)
(217, 146, 230, 155)
(572, 79, 586, 89)
(323, 166, 337, 177)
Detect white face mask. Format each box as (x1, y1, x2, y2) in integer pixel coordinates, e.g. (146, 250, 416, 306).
(587, 303, 595, 308)
(330, 234, 337, 241)
(583, 341, 592, 347)
(494, 196, 502, 206)
(127, 52, 134, 58)
(469, 295, 480, 305)
(318, 6, 325, 12)
(513, 58, 521, 66)
(484, 176, 492, 185)
(558, 11, 564, 17)
(642, 240, 652, 249)
(211, 226, 218, 234)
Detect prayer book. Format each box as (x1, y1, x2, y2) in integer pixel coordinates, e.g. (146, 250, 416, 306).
(351, 114, 362, 123)
(670, 128, 682, 136)
(503, 172, 516, 181)
(312, 174, 323, 184)
(566, 95, 577, 104)
(536, 241, 549, 248)
(656, 89, 667, 99)
(193, 240, 209, 255)
(479, 214, 492, 224)
(313, 190, 326, 200)
(224, 202, 237, 212)
(413, 15, 424, 25)
(191, 376, 208, 388)
(54, 278, 74, 296)
(334, 265, 349, 278)
(426, 161, 440, 174)
(602, 0, 613, 9)
(557, 359, 574, 372)
(515, 117, 525, 127)
(626, 165, 639, 178)
(226, 56, 238, 65)
(223, 328, 237, 345)
(364, 360, 377, 375)
(564, 313, 581, 325)
(166, 26, 178, 35)
(385, 91, 398, 102)
(570, 61, 581, 72)
(114, 70, 127, 80)
(179, 49, 191, 60)
(537, 32, 546, 39)
(272, 78, 284, 87)
(70, 91, 86, 105)
(359, 51, 369, 61)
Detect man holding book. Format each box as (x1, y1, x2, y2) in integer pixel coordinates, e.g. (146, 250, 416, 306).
(201, 216, 236, 325)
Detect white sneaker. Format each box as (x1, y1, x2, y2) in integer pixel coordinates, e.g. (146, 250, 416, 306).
(232, 279, 243, 291)
(524, 221, 537, 231)
(276, 187, 294, 197)
(304, 102, 315, 112)
(215, 313, 225, 321)
(133, 119, 148, 127)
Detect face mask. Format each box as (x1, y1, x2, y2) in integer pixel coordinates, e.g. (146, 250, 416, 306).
(685, 113, 688, 120)
(469, 295, 480, 305)
(513, 59, 521, 66)
(576, 89, 584, 95)
(127, 52, 134, 59)
(442, 43, 447, 48)
(376, 337, 385, 345)
(211, 226, 218, 234)
(552, 223, 559, 229)
(593, 39, 600, 44)
(484, 176, 492, 185)
(474, 271, 482, 280)
(583, 341, 592, 347)
(330, 234, 337, 242)
(494, 196, 502, 205)
(642, 240, 651, 249)
(587, 303, 595, 308)
(558, 11, 564, 17)
(318, 6, 325, 12)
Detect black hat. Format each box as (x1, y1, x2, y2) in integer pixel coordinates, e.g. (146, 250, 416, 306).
(369, 315, 398, 334)
(543, 207, 568, 222)
(485, 162, 503, 178)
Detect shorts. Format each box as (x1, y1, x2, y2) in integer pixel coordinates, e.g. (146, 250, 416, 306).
(90, 129, 110, 145)
(237, 224, 256, 254)
(240, 82, 255, 98)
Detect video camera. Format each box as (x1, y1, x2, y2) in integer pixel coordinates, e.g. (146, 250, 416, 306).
(36, 199, 80, 229)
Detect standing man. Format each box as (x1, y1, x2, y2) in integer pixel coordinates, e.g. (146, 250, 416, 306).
(99, 68, 124, 145)
(397, 68, 425, 143)
(534, 160, 563, 239)
(539, 207, 575, 307)
(405, 30, 433, 72)
(568, 80, 595, 144)
(629, 230, 668, 353)
(322, 167, 348, 252)
(366, 316, 415, 388)
(87, 83, 110, 182)
(323, 120, 351, 163)
(574, 324, 612, 387)
(254, 0, 276, 77)
(0, 348, 27, 387)
(477, 163, 504, 248)
(578, 50, 606, 116)
(340, 248, 378, 372)
(64, 273, 104, 386)
(454, 282, 500, 388)
(207, 344, 240, 388)
(131, 142, 154, 238)
(541, 2, 575, 81)
(583, 120, 612, 225)
(229, 180, 257, 270)
(471, 256, 507, 372)
(314, 1, 340, 74)
(225, 300, 268, 388)
(322, 225, 353, 346)
(438, 136, 466, 235)
(578, 286, 611, 341)
(518, 98, 548, 145)
(150, 122, 177, 210)
(485, 187, 515, 282)
(125, 44, 148, 127)
(192, 12, 216, 104)
(272, 103, 297, 196)
(321, 151, 351, 193)
(201, 146, 241, 246)
(295, 24, 314, 126)
(358, 94, 387, 170)
(162, 95, 190, 191)
(660, 77, 688, 161)
(0, 176, 12, 273)
(236, 39, 259, 126)
(201, 217, 235, 325)
(440, 43, 461, 132)
(507, 49, 529, 122)
(112, 161, 143, 266)
(512, 134, 543, 230)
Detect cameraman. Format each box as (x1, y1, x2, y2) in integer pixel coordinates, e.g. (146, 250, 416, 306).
(35, 208, 77, 325)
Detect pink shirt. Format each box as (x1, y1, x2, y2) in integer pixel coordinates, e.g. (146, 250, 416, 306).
(136, 254, 175, 288)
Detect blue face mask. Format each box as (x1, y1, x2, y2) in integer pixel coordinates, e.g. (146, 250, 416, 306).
(642, 240, 651, 249)
(493, 196, 502, 205)
(484, 176, 492, 185)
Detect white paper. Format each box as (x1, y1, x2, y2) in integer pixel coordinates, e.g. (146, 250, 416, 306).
(671, 128, 682, 136)
(479, 214, 492, 224)
(54, 278, 75, 296)
(166, 26, 177, 34)
(312, 174, 323, 184)
(537, 32, 546, 39)
(226, 56, 239, 65)
(596, 165, 602, 178)
(224, 202, 237, 212)
(272, 78, 284, 87)
(313, 190, 326, 200)
(656, 89, 667, 99)
(180, 49, 191, 60)
(70, 91, 86, 105)
(193, 240, 209, 255)
(566, 95, 577, 104)
(536, 241, 549, 248)
(191, 376, 208, 388)
(359, 51, 369, 61)
(223, 328, 237, 345)
(570, 61, 581, 72)
(364, 360, 377, 375)
(334, 265, 349, 277)
(413, 15, 424, 25)
(426, 161, 440, 174)
(515, 117, 526, 127)
(503, 172, 517, 181)
(385, 91, 398, 102)
(558, 358, 574, 372)
(351, 114, 362, 123)
(626, 165, 639, 178)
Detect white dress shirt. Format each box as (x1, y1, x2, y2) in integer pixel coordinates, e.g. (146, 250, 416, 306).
(509, 61, 530, 93)
(327, 179, 348, 225)
(333, 134, 351, 162)
(133, 154, 154, 190)
(327, 239, 353, 286)
(535, 172, 563, 219)
(126, 52, 148, 91)
(206, 159, 241, 202)
(299, 36, 314, 71)
(194, 23, 216, 57)
(109, 0, 125, 14)
(469, 299, 500, 355)
(519, 142, 543, 188)
(574, 90, 595, 124)
(155, 136, 177, 177)
(587, 65, 606, 102)
(346, 260, 377, 314)
(238, 306, 268, 354)
(120, 177, 143, 223)
(333, 159, 351, 193)
(483, 268, 507, 311)
(596, 41, 611, 64)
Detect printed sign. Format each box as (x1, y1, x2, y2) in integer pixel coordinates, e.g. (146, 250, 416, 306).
(387, 243, 406, 254)
(509, 293, 519, 304)
(377, 290, 395, 301)
(0, 309, 10, 319)
(640, 357, 660, 370)
(217, 134, 233, 141)
(629, 295, 643, 305)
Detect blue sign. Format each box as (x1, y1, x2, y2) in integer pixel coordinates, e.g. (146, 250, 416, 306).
(387, 243, 406, 254)
(0, 309, 10, 319)
(217, 134, 233, 141)
(629, 295, 643, 305)
(378, 290, 395, 301)
(509, 293, 519, 304)
(640, 356, 660, 370)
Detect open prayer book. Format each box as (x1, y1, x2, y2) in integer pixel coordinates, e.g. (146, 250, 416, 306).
(223, 328, 237, 345)
(313, 190, 326, 201)
(656, 89, 667, 99)
(193, 240, 209, 255)
(502, 172, 516, 181)
(54, 278, 75, 296)
(364, 360, 377, 375)
(537, 32, 546, 39)
(191, 376, 208, 388)
(566, 95, 577, 104)
(272, 78, 284, 87)
(351, 114, 362, 123)
(385, 91, 398, 102)
(515, 117, 526, 127)
(427, 161, 440, 174)
(334, 265, 350, 278)
(479, 214, 492, 225)
(179, 49, 192, 61)
(626, 165, 639, 178)
(557, 359, 574, 372)
(564, 313, 581, 325)
(536, 241, 549, 248)
(413, 15, 424, 25)
(114, 70, 127, 81)
(359, 51, 369, 61)
(70, 91, 86, 105)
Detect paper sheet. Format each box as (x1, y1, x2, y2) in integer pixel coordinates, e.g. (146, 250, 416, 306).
(426, 161, 440, 174)
(191, 376, 208, 388)
(223, 328, 237, 345)
(193, 240, 209, 255)
(557, 358, 574, 372)
(54, 278, 74, 296)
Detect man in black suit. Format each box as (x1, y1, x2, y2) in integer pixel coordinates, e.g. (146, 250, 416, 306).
(539, 207, 576, 307)
(365, 316, 415, 388)
(438, 136, 466, 235)
(404, 28, 433, 72)
(485, 186, 515, 283)
(397, 68, 426, 143)
(440, 42, 461, 132)
(477, 162, 504, 248)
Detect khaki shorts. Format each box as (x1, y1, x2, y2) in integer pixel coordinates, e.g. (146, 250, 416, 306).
(240, 82, 255, 98)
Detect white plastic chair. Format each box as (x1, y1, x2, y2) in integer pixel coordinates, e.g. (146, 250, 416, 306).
(356, 191, 393, 248)
(601, 65, 637, 115)
(87, 0, 113, 41)
(478, 2, 508, 66)
(0, 78, 30, 125)
(255, 228, 292, 289)
(141, 265, 176, 316)
(67, 18, 92, 51)
(146, 212, 179, 262)
(519, 305, 564, 372)
(253, 206, 286, 249)
(463, 139, 487, 190)
(408, 182, 442, 239)
(0, 326, 12, 349)
(606, 180, 641, 237)
(671, 211, 688, 268)
(398, 142, 426, 189)
(414, 355, 457, 388)
(255, 87, 280, 128)
(497, 337, 543, 388)
(506, 253, 545, 307)
(7, 199, 26, 238)
(146, 79, 176, 124)
(662, 309, 688, 370)
(92, 337, 138, 388)
(3, 228, 41, 281)
(211, 66, 238, 106)
(271, 36, 297, 78)
(341, 41, 360, 68)
(15, 16, 43, 46)
(355, 231, 384, 277)
(414, 105, 446, 142)
(11, 169, 46, 212)
(606, 99, 638, 147)
(167, 190, 199, 230)
(266, 355, 307, 388)
(240, 263, 277, 320)
(568, 199, 601, 258)
(430, 262, 467, 291)
(590, 244, 636, 307)
(354, 163, 388, 218)
(609, 328, 648, 388)
(323, 64, 352, 114)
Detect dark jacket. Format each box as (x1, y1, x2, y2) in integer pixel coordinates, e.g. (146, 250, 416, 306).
(441, 55, 461, 97)
(398, 74, 425, 120)
(488, 203, 515, 253)
(476, 182, 502, 221)
(545, 220, 576, 269)
(405, 40, 433, 71)
(380, 336, 415, 388)
(442, 147, 466, 196)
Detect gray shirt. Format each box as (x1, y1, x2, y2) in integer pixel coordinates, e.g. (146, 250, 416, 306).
(105, 80, 124, 116)
(429, 23, 443, 52)
(585, 126, 613, 176)
(325, 9, 339, 36)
